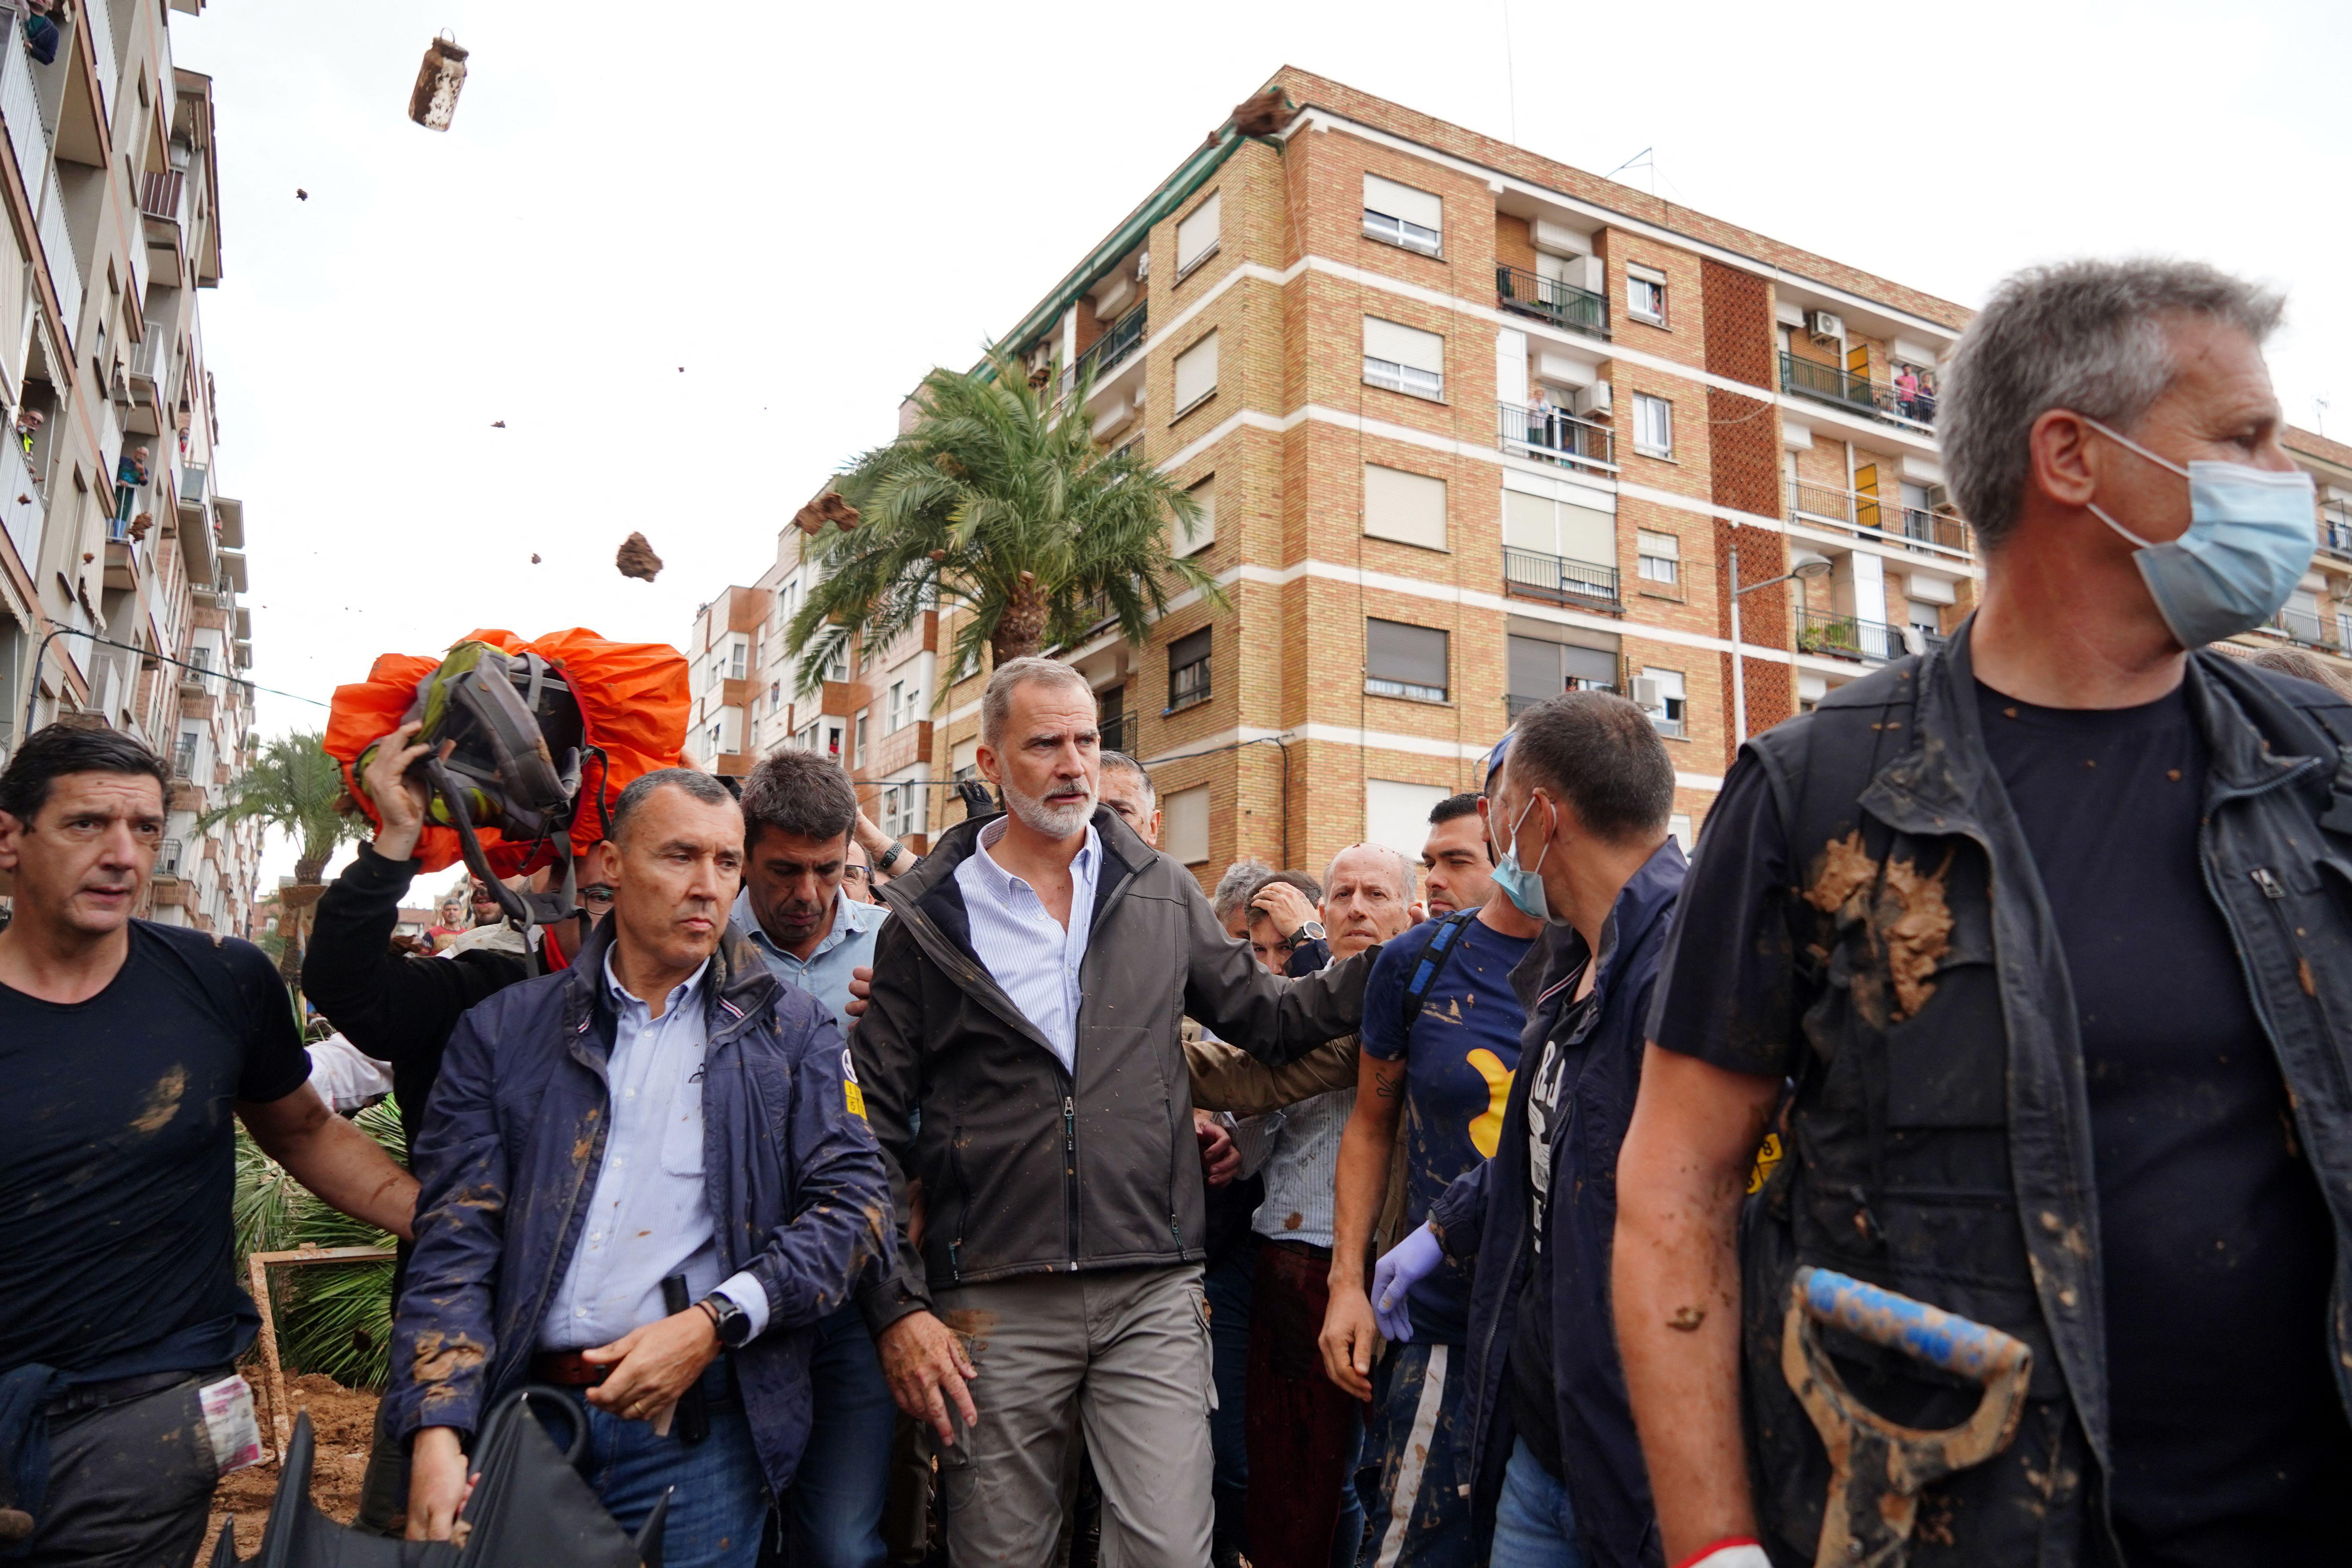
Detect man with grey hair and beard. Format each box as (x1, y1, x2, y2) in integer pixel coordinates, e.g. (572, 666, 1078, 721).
(1617, 259, 2352, 1567)
(851, 656, 1379, 1568)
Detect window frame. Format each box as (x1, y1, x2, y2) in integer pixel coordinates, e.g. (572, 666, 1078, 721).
(1172, 331, 1220, 418)
(1175, 189, 1222, 281)
(1166, 626, 1213, 713)
(1626, 272, 1667, 326)
(1635, 528, 1680, 585)
(1632, 393, 1673, 458)
(1640, 665, 1687, 738)
(1361, 174, 1444, 258)
(1364, 617, 1450, 704)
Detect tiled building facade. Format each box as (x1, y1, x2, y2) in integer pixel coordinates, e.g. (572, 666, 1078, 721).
(692, 69, 2350, 886)
(0, 0, 262, 935)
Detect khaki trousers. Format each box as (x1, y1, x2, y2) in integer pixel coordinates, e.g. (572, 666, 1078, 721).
(930, 1265, 1215, 1568)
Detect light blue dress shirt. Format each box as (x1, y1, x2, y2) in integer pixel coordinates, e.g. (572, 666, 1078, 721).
(733, 885, 888, 1034)
(538, 949, 770, 1350)
(952, 817, 1101, 1072)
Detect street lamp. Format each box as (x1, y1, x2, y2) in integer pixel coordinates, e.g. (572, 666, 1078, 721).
(1730, 545, 1833, 745)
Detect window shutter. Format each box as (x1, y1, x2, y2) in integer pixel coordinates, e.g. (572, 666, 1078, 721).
(1363, 317, 1444, 375)
(1558, 502, 1614, 566)
(1176, 191, 1221, 273)
(1164, 785, 1210, 865)
(1366, 618, 1449, 689)
(1174, 332, 1219, 411)
(1636, 530, 1679, 561)
(1365, 779, 1450, 863)
(1175, 475, 1216, 554)
(1363, 464, 1447, 550)
(1363, 174, 1442, 232)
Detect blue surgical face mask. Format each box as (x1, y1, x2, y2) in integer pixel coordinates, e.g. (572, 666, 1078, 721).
(2082, 418, 2317, 649)
(1491, 793, 1558, 924)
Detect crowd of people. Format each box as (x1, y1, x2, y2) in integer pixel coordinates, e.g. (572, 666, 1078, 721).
(5, 255, 2352, 1568)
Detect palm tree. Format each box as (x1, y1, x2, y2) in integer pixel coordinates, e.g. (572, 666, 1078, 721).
(197, 730, 366, 983)
(784, 345, 1227, 696)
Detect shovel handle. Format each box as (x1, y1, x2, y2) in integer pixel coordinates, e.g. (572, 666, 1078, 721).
(1795, 1266, 2029, 1385)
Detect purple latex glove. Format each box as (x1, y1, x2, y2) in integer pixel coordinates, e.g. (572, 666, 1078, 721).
(1371, 1224, 1444, 1343)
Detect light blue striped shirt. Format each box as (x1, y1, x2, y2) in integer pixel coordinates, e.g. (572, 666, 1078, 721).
(953, 816, 1101, 1072)
(1250, 1084, 1353, 1250)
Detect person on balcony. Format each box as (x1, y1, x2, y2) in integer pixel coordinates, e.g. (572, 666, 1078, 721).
(21, 0, 60, 66)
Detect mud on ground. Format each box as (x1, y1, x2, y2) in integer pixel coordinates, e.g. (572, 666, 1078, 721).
(202, 1374, 380, 1560)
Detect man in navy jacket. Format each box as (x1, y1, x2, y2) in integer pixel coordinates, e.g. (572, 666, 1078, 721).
(1373, 696, 1682, 1568)
(387, 769, 890, 1566)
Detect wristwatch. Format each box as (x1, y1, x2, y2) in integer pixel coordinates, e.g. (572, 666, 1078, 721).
(876, 840, 908, 873)
(1282, 920, 1327, 950)
(697, 1293, 754, 1350)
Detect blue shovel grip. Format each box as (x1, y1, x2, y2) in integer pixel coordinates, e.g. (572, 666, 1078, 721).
(1795, 1266, 2023, 1384)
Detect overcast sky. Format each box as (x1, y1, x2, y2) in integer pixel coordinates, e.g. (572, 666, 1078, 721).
(181, 0, 2349, 883)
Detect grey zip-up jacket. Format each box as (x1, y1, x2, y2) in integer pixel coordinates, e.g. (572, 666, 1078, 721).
(852, 808, 1374, 1330)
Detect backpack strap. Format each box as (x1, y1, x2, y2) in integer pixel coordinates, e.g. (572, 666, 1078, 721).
(1399, 908, 1481, 1036)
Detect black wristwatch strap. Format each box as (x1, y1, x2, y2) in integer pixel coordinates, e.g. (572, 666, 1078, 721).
(877, 840, 908, 872)
(698, 1293, 753, 1350)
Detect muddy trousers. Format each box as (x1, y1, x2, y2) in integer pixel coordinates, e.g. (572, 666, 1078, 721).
(19, 1368, 228, 1568)
(928, 1266, 1215, 1568)
(1245, 1241, 1363, 1568)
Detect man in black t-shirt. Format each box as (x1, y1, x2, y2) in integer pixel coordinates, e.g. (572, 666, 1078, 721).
(0, 725, 417, 1568)
(1613, 259, 2352, 1568)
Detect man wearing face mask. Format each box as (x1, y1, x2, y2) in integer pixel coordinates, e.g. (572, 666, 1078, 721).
(1369, 707, 1683, 1568)
(1616, 259, 2352, 1568)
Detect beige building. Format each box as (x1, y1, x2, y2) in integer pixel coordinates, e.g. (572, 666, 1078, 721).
(692, 69, 2350, 886)
(0, 0, 261, 934)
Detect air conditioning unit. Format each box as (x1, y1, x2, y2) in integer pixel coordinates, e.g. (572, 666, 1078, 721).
(1629, 676, 1662, 711)
(1805, 310, 1844, 344)
(1134, 250, 1150, 280)
(1569, 382, 1612, 418)
(1923, 483, 1950, 511)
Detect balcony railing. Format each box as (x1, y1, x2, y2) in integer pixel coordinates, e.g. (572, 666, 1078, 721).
(1, 29, 51, 219)
(1503, 545, 1620, 609)
(1065, 304, 1147, 393)
(0, 433, 42, 569)
(2322, 511, 2352, 558)
(1785, 478, 1972, 558)
(1779, 353, 1937, 433)
(35, 186, 80, 344)
(85, 0, 120, 116)
(1495, 265, 1609, 339)
(154, 837, 184, 878)
(1795, 605, 1904, 663)
(2270, 606, 2333, 648)
(139, 169, 184, 224)
(1099, 711, 1139, 757)
(1498, 400, 1614, 473)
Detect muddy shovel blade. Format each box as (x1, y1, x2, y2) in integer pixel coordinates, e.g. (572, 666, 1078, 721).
(1782, 1266, 2034, 1568)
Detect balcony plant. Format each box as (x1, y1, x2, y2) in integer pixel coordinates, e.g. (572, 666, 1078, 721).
(785, 346, 1225, 697)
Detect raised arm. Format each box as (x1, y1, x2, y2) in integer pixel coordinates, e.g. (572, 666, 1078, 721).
(1612, 1044, 1782, 1564)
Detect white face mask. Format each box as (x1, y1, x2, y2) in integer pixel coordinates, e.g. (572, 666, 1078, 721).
(2082, 418, 2317, 648)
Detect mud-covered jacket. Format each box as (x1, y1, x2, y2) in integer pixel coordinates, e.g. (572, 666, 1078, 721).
(1736, 621, 2352, 1564)
(852, 807, 1372, 1329)
(383, 918, 890, 1496)
(1429, 840, 1683, 1568)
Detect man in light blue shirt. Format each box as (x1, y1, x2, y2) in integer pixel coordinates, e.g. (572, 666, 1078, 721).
(732, 749, 896, 1567)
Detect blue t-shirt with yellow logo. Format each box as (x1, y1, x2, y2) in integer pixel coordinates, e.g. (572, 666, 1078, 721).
(1361, 914, 1533, 1344)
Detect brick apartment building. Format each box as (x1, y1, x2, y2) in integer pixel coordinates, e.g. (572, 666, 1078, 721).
(689, 68, 2352, 884)
(0, 0, 264, 935)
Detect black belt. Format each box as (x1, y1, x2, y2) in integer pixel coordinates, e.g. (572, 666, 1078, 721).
(45, 1364, 228, 1418)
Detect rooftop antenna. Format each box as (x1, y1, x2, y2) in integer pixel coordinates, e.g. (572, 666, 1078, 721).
(1603, 147, 1657, 196)
(1500, 0, 1519, 145)
(2318, 394, 2331, 438)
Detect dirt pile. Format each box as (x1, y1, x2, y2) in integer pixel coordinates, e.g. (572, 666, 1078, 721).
(203, 1374, 380, 1559)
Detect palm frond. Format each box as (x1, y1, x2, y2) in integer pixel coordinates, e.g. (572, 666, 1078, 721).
(234, 1096, 405, 1390)
(198, 731, 366, 868)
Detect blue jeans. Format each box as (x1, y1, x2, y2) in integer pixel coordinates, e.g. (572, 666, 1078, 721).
(1489, 1438, 1584, 1568)
(1205, 1240, 1256, 1555)
(1353, 1342, 1473, 1568)
(785, 1303, 897, 1568)
(543, 1363, 767, 1568)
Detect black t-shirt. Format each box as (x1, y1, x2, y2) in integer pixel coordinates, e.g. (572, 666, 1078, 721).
(1507, 979, 1594, 1482)
(1972, 681, 2352, 1561)
(0, 922, 310, 1376)
(1648, 683, 2352, 1561)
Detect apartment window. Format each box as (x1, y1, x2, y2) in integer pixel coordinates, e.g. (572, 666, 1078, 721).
(1167, 626, 1212, 712)
(951, 737, 979, 782)
(1176, 474, 1215, 555)
(1363, 173, 1443, 256)
(728, 639, 747, 680)
(1173, 331, 1219, 417)
(1164, 784, 1210, 866)
(1627, 265, 1667, 325)
(2340, 608, 2352, 650)
(1508, 634, 1620, 710)
(824, 646, 849, 683)
(172, 727, 199, 776)
(879, 781, 927, 840)
(1636, 530, 1680, 585)
(1503, 487, 1615, 568)
(1364, 464, 1447, 551)
(707, 722, 724, 757)
(1363, 317, 1444, 401)
(1669, 813, 1694, 854)
(1632, 394, 1672, 458)
(853, 714, 867, 768)
(1176, 190, 1221, 280)
(1366, 618, 1449, 703)
(1907, 600, 1944, 646)
(1639, 667, 1687, 738)
(879, 785, 903, 839)
(768, 680, 781, 710)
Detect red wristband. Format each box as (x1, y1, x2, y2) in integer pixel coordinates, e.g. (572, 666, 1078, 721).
(1670, 1539, 1763, 1568)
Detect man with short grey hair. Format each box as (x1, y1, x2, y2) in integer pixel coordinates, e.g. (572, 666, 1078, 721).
(852, 655, 1377, 1568)
(1618, 260, 2352, 1566)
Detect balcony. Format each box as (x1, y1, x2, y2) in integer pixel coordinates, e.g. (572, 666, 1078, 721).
(2321, 510, 2352, 560)
(1502, 545, 1621, 611)
(154, 837, 184, 879)
(1785, 478, 1972, 559)
(0, 26, 52, 218)
(2269, 606, 2334, 649)
(1065, 304, 1147, 395)
(0, 433, 42, 569)
(1779, 353, 1935, 435)
(1099, 710, 1139, 757)
(1495, 265, 1609, 340)
(1795, 604, 1904, 663)
(1497, 400, 1615, 474)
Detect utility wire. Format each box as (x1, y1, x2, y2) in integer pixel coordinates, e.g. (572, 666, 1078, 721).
(23, 626, 329, 741)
